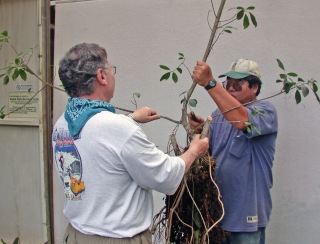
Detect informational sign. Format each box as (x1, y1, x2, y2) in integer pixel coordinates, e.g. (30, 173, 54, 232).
(15, 84, 34, 92)
(8, 92, 39, 118)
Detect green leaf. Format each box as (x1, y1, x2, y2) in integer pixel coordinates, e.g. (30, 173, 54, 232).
(247, 6, 255, 10)
(245, 122, 252, 134)
(159, 65, 170, 70)
(280, 74, 286, 79)
(301, 85, 309, 97)
(237, 6, 245, 10)
(180, 97, 186, 104)
(160, 72, 170, 81)
(284, 82, 294, 93)
(249, 13, 257, 27)
(178, 53, 184, 57)
(133, 92, 140, 98)
(276, 59, 285, 70)
(243, 14, 250, 29)
(313, 90, 320, 103)
(298, 77, 305, 82)
(3, 75, 9, 85)
(312, 82, 318, 92)
(19, 69, 27, 81)
(276, 79, 283, 83)
(172, 72, 178, 83)
(7, 66, 14, 74)
(287, 72, 298, 77)
(13, 237, 20, 244)
(15, 58, 21, 65)
(177, 67, 182, 74)
(12, 69, 20, 80)
(0, 30, 9, 43)
(252, 106, 265, 118)
(224, 29, 232, 33)
(245, 122, 261, 135)
(295, 90, 301, 104)
(237, 10, 244, 20)
(189, 99, 197, 107)
(2, 30, 8, 36)
(251, 124, 261, 135)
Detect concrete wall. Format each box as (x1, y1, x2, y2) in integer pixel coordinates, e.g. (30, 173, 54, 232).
(0, 0, 49, 243)
(53, 0, 320, 243)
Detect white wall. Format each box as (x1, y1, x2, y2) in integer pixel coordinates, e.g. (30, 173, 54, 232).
(53, 0, 320, 243)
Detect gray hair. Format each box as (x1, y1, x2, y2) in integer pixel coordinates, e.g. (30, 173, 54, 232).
(58, 43, 108, 97)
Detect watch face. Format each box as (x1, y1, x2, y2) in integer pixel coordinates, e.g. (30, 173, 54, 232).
(205, 80, 216, 90)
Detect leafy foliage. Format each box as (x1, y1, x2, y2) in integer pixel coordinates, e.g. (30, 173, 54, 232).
(160, 54, 199, 108)
(236, 6, 257, 29)
(0, 30, 41, 119)
(0, 30, 37, 86)
(276, 59, 319, 104)
(224, 6, 257, 34)
(160, 53, 184, 83)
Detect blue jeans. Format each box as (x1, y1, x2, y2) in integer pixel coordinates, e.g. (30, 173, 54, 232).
(221, 228, 266, 244)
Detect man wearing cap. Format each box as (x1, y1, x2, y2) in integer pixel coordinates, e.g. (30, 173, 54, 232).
(190, 59, 278, 244)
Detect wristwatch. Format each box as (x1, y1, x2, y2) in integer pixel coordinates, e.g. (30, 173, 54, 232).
(204, 79, 217, 90)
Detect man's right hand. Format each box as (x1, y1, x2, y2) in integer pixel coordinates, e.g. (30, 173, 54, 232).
(192, 61, 214, 87)
(188, 112, 205, 133)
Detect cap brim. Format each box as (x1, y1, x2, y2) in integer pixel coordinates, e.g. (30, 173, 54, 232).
(218, 71, 250, 79)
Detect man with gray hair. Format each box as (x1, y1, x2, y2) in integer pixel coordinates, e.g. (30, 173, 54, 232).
(190, 59, 278, 244)
(52, 43, 209, 243)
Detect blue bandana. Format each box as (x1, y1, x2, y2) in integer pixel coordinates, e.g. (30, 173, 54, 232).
(64, 97, 116, 137)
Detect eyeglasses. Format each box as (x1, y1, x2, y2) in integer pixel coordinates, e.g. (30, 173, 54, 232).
(222, 79, 244, 91)
(104, 65, 116, 75)
(109, 65, 116, 75)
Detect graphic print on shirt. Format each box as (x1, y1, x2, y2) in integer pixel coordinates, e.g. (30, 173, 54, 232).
(53, 128, 85, 200)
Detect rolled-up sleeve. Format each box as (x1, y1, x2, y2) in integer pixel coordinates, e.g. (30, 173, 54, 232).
(244, 101, 278, 138)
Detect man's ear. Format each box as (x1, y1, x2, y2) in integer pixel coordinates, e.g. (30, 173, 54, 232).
(252, 83, 259, 94)
(96, 68, 107, 85)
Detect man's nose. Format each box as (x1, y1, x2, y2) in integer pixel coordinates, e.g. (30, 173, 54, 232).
(227, 83, 236, 91)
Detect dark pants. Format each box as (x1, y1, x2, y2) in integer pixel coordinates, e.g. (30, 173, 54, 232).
(221, 227, 266, 244)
